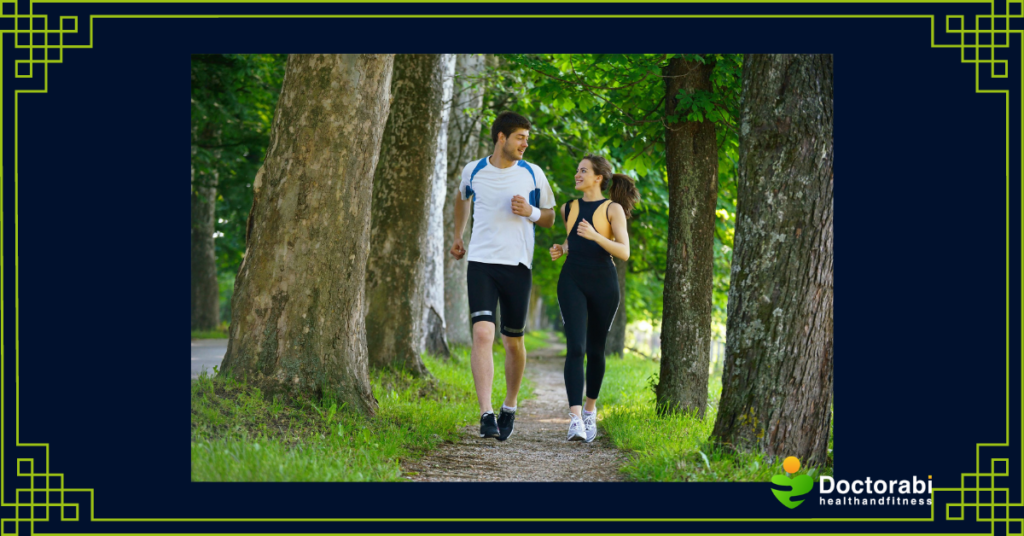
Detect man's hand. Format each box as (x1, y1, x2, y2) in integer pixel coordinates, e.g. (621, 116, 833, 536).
(577, 219, 599, 241)
(511, 195, 532, 217)
(549, 244, 565, 261)
(450, 237, 467, 260)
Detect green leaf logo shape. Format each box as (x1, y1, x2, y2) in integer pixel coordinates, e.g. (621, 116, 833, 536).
(771, 473, 814, 509)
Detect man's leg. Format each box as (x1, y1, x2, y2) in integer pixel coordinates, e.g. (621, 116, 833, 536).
(501, 334, 526, 408)
(466, 262, 500, 416)
(496, 262, 533, 410)
(471, 321, 496, 414)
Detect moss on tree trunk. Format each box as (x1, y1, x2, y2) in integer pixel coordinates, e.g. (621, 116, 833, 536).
(365, 54, 452, 375)
(443, 54, 487, 347)
(220, 54, 394, 416)
(711, 54, 834, 464)
(656, 56, 719, 417)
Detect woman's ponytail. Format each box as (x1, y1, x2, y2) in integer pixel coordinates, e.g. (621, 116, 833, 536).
(583, 153, 642, 219)
(585, 151, 638, 219)
(609, 173, 640, 219)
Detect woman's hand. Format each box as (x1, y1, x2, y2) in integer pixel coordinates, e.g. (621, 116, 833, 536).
(550, 243, 565, 261)
(577, 219, 599, 241)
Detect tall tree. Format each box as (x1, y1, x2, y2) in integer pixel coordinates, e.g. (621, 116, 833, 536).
(605, 255, 628, 357)
(365, 54, 451, 375)
(191, 166, 219, 331)
(219, 54, 394, 416)
(444, 54, 487, 346)
(424, 55, 457, 357)
(495, 54, 741, 349)
(712, 54, 834, 464)
(655, 56, 719, 417)
(191, 54, 287, 324)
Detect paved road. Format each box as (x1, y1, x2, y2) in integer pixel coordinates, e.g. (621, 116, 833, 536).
(191, 339, 227, 379)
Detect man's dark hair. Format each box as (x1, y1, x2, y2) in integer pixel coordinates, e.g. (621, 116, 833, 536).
(491, 111, 531, 145)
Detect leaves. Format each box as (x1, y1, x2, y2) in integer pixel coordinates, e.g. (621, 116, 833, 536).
(191, 54, 287, 277)
(492, 54, 742, 329)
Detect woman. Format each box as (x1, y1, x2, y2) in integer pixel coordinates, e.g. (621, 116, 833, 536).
(549, 155, 639, 442)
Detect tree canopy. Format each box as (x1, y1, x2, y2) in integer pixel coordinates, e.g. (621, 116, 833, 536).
(191, 54, 287, 278)
(480, 54, 742, 337)
(192, 53, 743, 339)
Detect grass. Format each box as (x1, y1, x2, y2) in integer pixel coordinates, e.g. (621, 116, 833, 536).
(191, 329, 228, 339)
(523, 329, 561, 352)
(191, 343, 536, 481)
(598, 352, 834, 482)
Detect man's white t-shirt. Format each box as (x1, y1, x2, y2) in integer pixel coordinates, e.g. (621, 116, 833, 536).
(459, 157, 555, 269)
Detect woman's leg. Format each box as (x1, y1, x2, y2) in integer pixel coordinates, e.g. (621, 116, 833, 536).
(557, 267, 588, 418)
(583, 265, 620, 410)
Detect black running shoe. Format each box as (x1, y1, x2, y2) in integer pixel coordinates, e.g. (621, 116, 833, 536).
(496, 408, 516, 441)
(479, 412, 499, 438)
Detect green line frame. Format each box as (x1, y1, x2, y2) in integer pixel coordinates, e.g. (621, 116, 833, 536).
(1, 0, 1021, 534)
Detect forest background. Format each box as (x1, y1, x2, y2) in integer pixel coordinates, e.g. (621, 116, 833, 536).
(190, 53, 832, 481)
(190, 53, 741, 361)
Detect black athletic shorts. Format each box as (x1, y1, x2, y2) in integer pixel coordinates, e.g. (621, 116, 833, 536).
(467, 261, 532, 337)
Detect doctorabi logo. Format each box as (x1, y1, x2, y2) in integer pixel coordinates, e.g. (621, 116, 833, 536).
(770, 457, 814, 509)
(770, 457, 934, 509)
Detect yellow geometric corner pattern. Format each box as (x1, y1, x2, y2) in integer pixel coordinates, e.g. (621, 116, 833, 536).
(0, 452, 86, 536)
(941, 457, 1021, 535)
(0, 0, 1021, 534)
(5, 2, 79, 81)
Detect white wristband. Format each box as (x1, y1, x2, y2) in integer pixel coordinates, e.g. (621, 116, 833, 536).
(528, 206, 541, 222)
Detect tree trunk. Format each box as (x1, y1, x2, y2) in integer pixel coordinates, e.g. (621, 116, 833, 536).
(655, 56, 719, 417)
(526, 284, 543, 332)
(219, 54, 394, 416)
(422, 55, 457, 358)
(191, 169, 220, 331)
(444, 54, 487, 347)
(365, 54, 451, 375)
(605, 236, 629, 357)
(711, 54, 834, 464)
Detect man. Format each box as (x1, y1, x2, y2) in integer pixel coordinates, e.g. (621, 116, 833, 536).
(449, 111, 555, 441)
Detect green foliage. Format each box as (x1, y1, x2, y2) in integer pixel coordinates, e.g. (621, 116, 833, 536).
(190, 344, 536, 481)
(191, 328, 228, 340)
(485, 54, 742, 331)
(523, 329, 554, 353)
(597, 353, 832, 481)
(218, 272, 235, 323)
(191, 54, 287, 280)
(193, 53, 743, 332)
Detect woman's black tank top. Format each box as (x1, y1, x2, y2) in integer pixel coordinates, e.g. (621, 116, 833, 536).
(565, 198, 614, 267)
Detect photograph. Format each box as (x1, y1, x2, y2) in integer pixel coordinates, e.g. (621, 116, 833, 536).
(2, 0, 1017, 534)
(190, 52, 835, 485)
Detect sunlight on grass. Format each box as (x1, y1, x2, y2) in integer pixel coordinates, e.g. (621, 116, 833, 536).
(191, 343, 537, 481)
(190, 329, 228, 339)
(523, 329, 558, 353)
(598, 353, 832, 482)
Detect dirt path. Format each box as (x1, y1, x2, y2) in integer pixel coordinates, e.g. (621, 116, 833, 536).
(403, 335, 628, 482)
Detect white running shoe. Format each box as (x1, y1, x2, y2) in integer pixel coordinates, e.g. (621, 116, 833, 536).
(567, 413, 586, 442)
(583, 412, 597, 443)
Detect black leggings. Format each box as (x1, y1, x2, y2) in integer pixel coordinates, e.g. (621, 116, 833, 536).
(557, 259, 619, 407)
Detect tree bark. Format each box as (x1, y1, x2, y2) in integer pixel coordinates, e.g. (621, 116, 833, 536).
(711, 54, 834, 464)
(365, 54, 451, 375)
(443, 54, 487, 346)
(526, 284, 544, 332)
(219, 54, 394, 416)
(191, 169, 220, 331)
(423, 55, 457, 358)
(655, 56, 719, 417)
(605, 230, 629, 357)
